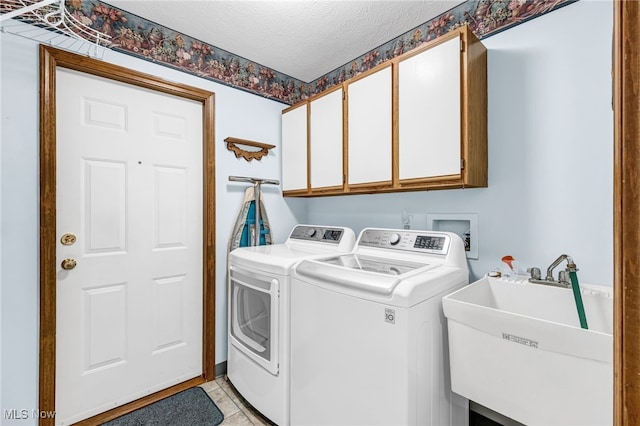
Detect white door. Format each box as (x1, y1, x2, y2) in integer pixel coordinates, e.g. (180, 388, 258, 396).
(55, 68, 203, 425)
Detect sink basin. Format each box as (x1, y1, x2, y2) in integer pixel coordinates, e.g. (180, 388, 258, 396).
(442, 275, 613, 426)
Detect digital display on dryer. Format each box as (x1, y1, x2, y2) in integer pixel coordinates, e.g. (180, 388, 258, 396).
(323, 230, 342, 241)
(414, 235, 445, 251)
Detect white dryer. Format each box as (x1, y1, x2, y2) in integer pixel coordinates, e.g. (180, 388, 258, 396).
(290, 228, 469, 426)
(227, 224, 355, 425)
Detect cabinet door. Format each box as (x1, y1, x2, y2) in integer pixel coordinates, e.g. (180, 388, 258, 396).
(398, 34, 461, 180)
(347, 66, 392, 185)
(309, 88, 343, 189)
(281, 104, 308, 192)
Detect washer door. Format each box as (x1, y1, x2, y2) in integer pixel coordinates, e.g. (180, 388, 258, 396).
(229, 267, 279, 375)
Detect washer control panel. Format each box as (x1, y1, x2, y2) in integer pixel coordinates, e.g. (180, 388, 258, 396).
(289, 225, 346, 244)
(358, 229, 451, 255)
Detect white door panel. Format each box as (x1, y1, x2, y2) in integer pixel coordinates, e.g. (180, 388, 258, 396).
(310, 89, 343, 188)
(82, 159, 128, 254)
(347, 66, 392, 185)
(281, 104, 308, 191)
(56, 68, 203, 425)
(399, 35, 462, 180)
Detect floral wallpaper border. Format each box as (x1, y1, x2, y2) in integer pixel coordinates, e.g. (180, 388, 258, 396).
(309, 0, 578, 95)
(13, 0, 577, 105)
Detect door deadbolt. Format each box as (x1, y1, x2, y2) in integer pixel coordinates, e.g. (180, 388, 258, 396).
(60, 233, 77, 245)
(61, 258, 77, 270)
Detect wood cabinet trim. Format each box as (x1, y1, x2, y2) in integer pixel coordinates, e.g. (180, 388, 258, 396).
(461, 26, 488, 187)
(343, 80, 350, 193)
(345, 60, 394, 86)
(309, 185, 346, 195)
(399, 174, 463, 186)
(392, 60, 400, 186)
(282, 100, 308, 115)
(282, 188, 311, 197)
(395, 27, 463, 64)
(308, 82, 344, 103)
(306, 100, 311, 192)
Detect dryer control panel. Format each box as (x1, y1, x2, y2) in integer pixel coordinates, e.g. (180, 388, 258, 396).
(289, 225, 347, 244)
(358, 228, 451, 255)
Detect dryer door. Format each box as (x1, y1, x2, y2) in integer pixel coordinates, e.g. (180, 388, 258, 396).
(229, 266, 279, 375)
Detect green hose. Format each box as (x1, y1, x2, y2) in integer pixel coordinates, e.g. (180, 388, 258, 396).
(569, 270, 588, 329)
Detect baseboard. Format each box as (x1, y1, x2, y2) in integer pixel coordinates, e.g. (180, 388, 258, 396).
(215, 361, 227, 378)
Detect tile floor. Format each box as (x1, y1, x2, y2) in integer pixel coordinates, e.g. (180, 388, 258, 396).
(200, 376, 496, 426)
(200, 376, 276, 426)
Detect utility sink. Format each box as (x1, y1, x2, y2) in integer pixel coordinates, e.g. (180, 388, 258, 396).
(443, 276, 613, 426)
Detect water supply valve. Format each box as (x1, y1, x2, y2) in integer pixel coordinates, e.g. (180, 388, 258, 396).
(527, 267, 542, 280)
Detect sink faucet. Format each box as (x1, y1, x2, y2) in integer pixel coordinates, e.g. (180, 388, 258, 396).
(528, 254, 577, 288)
(529, 254, 588, 329)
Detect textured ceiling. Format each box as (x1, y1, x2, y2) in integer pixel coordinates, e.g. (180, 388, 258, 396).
(105, 0, 465, 82)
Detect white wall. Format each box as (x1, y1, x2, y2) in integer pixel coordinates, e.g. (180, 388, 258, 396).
(308, 0, 614, 285)
(0, 29, 305, 424)
(1, 30, 41, 426)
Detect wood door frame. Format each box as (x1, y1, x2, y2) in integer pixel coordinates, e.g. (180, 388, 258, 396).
(38, 45, 216, 426)
(614, 2, 640, 425)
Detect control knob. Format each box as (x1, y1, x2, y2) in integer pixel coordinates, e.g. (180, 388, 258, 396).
(389, 233, 401, 245)
(305, 228, 317, 238)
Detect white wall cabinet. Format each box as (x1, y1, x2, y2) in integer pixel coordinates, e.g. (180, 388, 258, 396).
(281, 103, 308, 192)
(395, 26, 487, 190)
(309, 87, 344, 190)
(398, 34, 461, 180)
(281, 25, 486, 197)
(347, 65, 392, 186)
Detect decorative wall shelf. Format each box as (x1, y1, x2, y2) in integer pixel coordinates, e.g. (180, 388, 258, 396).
(224, 137, 275, 161)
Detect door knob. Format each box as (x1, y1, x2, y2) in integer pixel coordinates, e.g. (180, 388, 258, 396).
(61, 258, 77, 270)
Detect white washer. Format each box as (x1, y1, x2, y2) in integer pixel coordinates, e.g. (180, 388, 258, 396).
(227, 224, 356, 425)
(290, 228, 470, 426)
